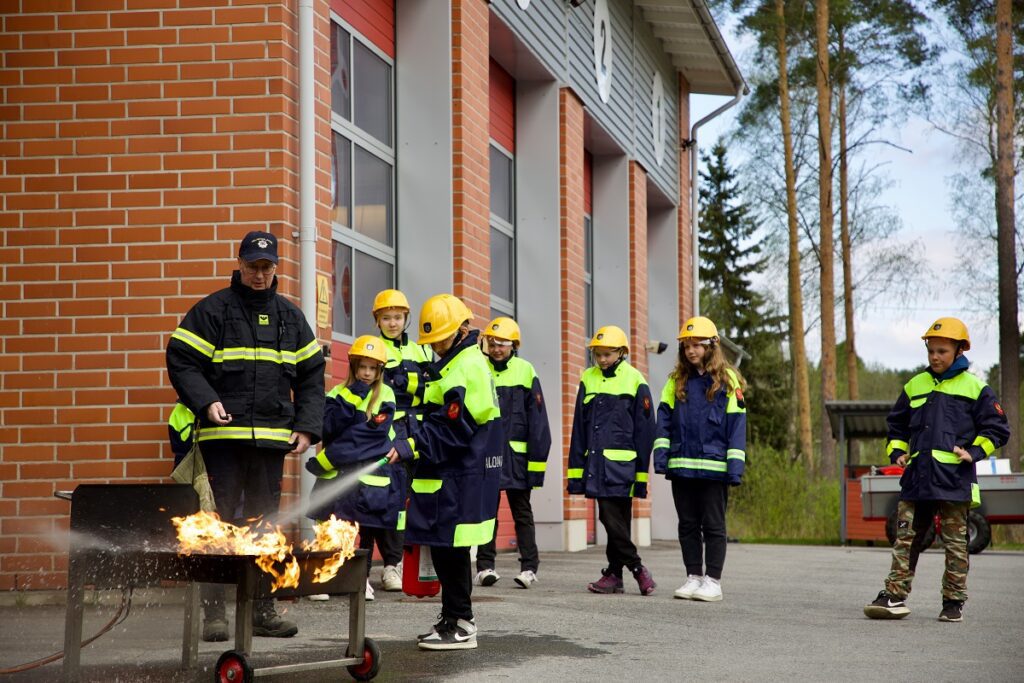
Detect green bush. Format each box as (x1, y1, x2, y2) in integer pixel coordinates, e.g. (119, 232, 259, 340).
(729, 444, 840, 543)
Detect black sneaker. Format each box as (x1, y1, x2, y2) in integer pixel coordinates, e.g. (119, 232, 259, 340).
(417, 613, 447, 642)
(418, 616, 477, 650)
(863, 590, 910, 619)
(938, 600, 964, 622)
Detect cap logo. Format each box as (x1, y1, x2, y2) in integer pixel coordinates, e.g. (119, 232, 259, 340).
(423, 322, 432, 333)
(933, 323, 942, 330)
(687, 324, 694, 331)
(254, 237, 270, 249)
(365, 342, 374, 350)
(596, 333, 604, 340)
(492, 323, 500, 331)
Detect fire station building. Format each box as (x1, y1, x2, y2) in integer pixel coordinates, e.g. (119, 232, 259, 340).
(0, 0, 742, 590)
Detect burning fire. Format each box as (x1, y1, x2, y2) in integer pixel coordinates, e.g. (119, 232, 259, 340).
(172, 511, 359, 592)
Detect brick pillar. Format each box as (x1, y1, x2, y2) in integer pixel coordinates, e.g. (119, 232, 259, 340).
(559, 89, 587, 524)
(450, 0, 490, 318)
(627, 160, 651, 520)
(677, 76, 694, 321)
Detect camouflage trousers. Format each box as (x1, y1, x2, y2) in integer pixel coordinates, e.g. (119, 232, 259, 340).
(885, 499, 969, 602)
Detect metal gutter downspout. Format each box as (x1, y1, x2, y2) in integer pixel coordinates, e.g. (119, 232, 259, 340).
(298, 0, 316, 537)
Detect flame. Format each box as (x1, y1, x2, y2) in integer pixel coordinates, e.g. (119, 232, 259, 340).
(171, 511, 359, 591)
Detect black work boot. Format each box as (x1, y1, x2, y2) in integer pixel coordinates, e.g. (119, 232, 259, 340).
(201, 584, 229, 642)
(253, 599, 298, 638)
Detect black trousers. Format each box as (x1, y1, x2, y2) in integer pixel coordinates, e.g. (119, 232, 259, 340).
(672, 478, 728, 580)
(431, 545, 474, 622)
(476, 489, 539, 572)
(597, 497, 641, 577)
(358, 525, 403, 573)
(199, 442, 286, 615)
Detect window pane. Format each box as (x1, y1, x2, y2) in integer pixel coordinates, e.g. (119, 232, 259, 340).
(353, 40, 392, 146)
(490, 227, 513, 303)
(354, 146, 392, 245)
(353, 251, 393, 336)
(583, 215, 593, 276)
(332, 241, 353, 337)
(489, 146, 513, 223)
(330, 23, 351, 120)
(331, 132, 351, 227)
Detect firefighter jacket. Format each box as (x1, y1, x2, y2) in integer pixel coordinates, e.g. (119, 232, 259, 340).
(652, 368, 746, 485)
(487, 355, 552, 490)
(166, 271, 326, 449)
(567, 359, 655, 499)
(309, 381, 405, 529)
(380, 332, 431, 439)
(167, 402, 195, 467)
(886, 355, 1009, 504)
(393, 330, 503, 547)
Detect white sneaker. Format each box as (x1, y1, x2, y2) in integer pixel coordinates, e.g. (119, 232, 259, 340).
(365, 580, 375, 602)
(306, 593, 330, 601)
(381, 564, 402, 591)
(473, 569, 500, 586)
(514, 570, 537, 589)
(673, 575, 704, 600)
(692, 576, 723, 602)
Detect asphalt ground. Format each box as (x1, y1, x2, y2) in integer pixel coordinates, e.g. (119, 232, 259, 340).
(2, 541, 1022, 682)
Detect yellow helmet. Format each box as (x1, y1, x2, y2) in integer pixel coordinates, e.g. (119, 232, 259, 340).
(417, 294, 462, 344)
(677, 316, 719, 341)
(439, 293, 474, 324)
(348, 335, 387, 365)
(922, 317, 971, 351)
(482, 316, 521, 345)
(372, 289, 410, 317)
(588, 325, 629, 353)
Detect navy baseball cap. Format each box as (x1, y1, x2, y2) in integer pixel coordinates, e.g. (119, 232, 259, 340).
(238, 231, 278, 263)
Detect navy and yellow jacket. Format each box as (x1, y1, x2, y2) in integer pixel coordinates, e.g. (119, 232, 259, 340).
(393, 330, 503, 547)
(567, 359, 655, 499)
(166, 272, 326, 449)
(887, 356, 1009, 504)
(309, 381, 405, 529)
(488, 355, 552, 490)
(380, 332, 431, 439)
(167, 402, 195, 468)
(653, 368, 747, 485)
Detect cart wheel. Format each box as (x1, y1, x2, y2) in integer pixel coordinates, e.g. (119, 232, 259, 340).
(214, 650, 253, 683)
(347, 637, 381, 681)
(966, 510, 991, 554)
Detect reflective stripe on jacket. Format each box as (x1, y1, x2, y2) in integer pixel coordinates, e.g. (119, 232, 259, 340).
(653, 368, 747, 485)
(887, 357, 1009, 503)
(166, 272, 326, 450)
(488, 355, 552, 490)
(396, 330, 503, 547)
(566, 359, 655, 499)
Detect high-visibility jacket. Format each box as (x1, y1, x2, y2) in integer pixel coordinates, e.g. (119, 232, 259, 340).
(167, 402, 195, 467)
(652, 368, 747, 485)
(309, 381, 405, 529)
(380, 331, 431, 439)
(567, 359, 655, 499)
(886, 356, 1009, 504)
(393, 330, 503, 547)
(488, 355, 552, 490)
(166, 272, 326, 449)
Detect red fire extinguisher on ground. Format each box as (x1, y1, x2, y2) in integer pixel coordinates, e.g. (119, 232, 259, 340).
(402, 544, 440, 598)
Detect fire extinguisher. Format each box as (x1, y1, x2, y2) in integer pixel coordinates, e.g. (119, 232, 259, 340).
(402, 544, 440, 598)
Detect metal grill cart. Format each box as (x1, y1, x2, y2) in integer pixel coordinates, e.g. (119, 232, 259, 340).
(61, 484, 380, 682)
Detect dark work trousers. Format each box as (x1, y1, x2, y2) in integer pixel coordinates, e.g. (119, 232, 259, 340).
(476, 489, 539, 572)
(199, 442, 287, 618)
(430, 545, 474, 622)
(597, 497, 642, 577)
(672, 478, 729, 580)
(379, 416, 415, 565)
(358, 525, 403, 574)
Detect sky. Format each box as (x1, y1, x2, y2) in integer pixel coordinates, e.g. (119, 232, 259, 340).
(688, 15, 1005, 376)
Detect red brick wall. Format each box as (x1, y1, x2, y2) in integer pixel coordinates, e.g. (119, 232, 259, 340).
(0, 0, 333, 591)
(627, 161, 651, 519)
(677, 76, 693, 321)
(559, 89, 587, 524)
(450, 0, 490, 319)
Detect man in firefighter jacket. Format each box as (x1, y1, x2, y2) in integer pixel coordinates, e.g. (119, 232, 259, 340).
(391, 294, 503, 650)
(166, 230, 326, 641)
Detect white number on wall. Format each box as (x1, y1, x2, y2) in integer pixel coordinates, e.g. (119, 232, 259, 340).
(593, 0, 613, 104)
(516, 0, 531, 8)
(652, 70, 666, 166)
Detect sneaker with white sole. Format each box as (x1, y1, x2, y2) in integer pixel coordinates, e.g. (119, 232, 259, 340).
(514, 570, 537, 588)
(365, 580, 375, 602)
(474, 568, 500, 586)
(938, 599, 963, 623)
(418, 616, 477, 650)
(673, 575, 704, 600)
(692, 576, 723, 602)
(381, 564, 402, 591)
(863, 590, 910, 619)
(306, 593, 330, 601)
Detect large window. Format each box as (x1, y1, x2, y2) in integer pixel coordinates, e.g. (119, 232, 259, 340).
(330, 17, 395, 339)
(490, 143, 515, 319)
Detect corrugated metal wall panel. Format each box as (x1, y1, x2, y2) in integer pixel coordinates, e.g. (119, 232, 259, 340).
(490, 0, 568, 81)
